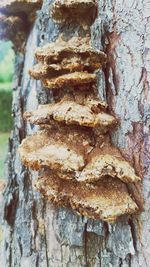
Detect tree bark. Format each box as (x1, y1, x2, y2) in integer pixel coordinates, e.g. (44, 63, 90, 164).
(1, 0, 150, 266)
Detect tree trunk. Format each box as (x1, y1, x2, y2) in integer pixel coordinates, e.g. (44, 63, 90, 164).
(1, 0, 150, 266)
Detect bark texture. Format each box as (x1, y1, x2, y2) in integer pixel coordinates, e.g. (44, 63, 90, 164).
(1, 0, 150, 266)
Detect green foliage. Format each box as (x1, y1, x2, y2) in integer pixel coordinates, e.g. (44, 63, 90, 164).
(0, 42, 14, 179)
(0, 82, 12, 91)
(0, 89, 12, 132)
(0, 41, 15, 83)
(0, 41, 12, 61)
(0, 41, 14, 131)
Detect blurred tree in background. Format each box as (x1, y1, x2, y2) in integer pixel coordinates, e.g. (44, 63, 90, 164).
(0, 41, 15, 86)
(0, 41, 14, 131)
(0, 41, 14, 178)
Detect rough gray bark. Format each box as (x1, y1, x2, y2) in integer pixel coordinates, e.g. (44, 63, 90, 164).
(1, 0, 150, 266)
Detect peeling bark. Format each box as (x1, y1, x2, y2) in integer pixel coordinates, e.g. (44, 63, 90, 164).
(1, 0, 150, 266)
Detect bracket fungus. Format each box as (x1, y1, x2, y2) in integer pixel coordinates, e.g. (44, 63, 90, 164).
(19, 125, 141, 187)
(34, 36, 107, 66)
(51, 0, 98, 27)
(35, 172, 138, 223)
(42, 72, 97, 90)
(78, 143, 141, 184)
(18, 128, 94, 179)
(29, 36, 107, 89)
(29, 61, 102, 79)
(24, 97, 117, 132)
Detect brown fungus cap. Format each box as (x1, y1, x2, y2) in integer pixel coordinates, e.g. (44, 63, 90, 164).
(29, 61, 103, 80)
(35, 36, 107, 66)
(18, 128, 93, 177)
(42, 72, 97, 90)
(24, 98, 117, 132)
(78, 143, 141, 184)
(35, 172, 138, 223)
(51, 0, 98, 27)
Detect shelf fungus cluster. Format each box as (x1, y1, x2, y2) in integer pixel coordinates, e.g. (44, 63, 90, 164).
(19, 1, 141, 222)
(0, 0, 42, 50)
(29, 35, 107, 90)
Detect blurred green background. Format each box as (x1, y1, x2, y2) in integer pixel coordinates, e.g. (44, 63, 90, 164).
(0, 41, 15, 179)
